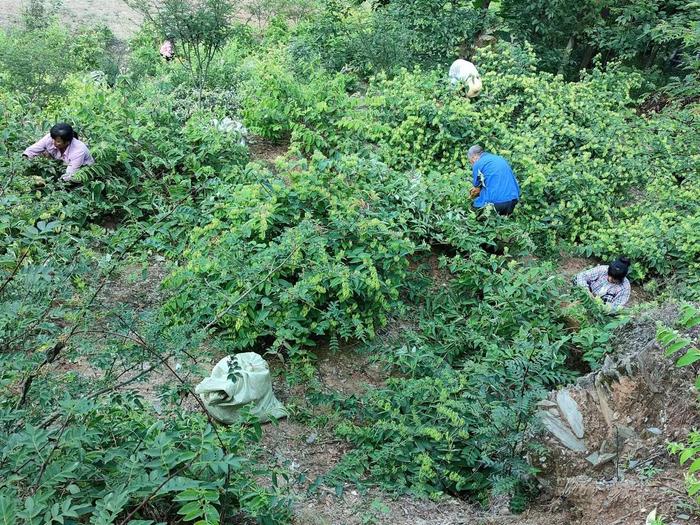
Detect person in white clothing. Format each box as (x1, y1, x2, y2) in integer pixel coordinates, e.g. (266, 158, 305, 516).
(448, 59, 482, 98)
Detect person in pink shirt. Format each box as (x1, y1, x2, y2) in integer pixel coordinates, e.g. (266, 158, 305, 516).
(160, 39, 174, 61)
(23, 123, 95, 182)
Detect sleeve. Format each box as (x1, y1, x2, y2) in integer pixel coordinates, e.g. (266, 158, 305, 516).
(472, 163, 479, 187)
(574, 265, 606, 288)
(61, 157, 83, 181)
(609, 280, 631, 310)
(23, 134, 50, 158)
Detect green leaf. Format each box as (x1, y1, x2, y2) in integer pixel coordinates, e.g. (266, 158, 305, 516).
(676, 348, 700, 367)
(679, 447, 698, 465)
(177, 501, 202, 518)
(665, 338, 691, 357)
(0, 495, 17, 525)
(688, 457, 700, 474)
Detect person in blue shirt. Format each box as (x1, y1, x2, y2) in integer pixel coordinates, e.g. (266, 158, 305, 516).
(468, 145, 521, 216)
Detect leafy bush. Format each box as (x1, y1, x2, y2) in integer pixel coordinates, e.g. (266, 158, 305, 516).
(289, 0, 493, 76)
(163, 154, 416, 350)
(0, 23, 115, 102)
(327, 260, 615, 502)
(0, 393, 290, 524)
(238, 41, 699, 282)
(2, 75, 249, 226)
(238, 50, 351, 144)
(126, 0, 236, 94)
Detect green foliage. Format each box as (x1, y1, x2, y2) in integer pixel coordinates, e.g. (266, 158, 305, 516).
(0, 23, 115, 102)
(584, 104, 700, 287)
(1, 1, 699, 520)
(239, 41, 700, 282)
(126, 0, 236, 93)
(658, 304, 700, 506)
(237, 49, 355, 147)
(0, 394, 290, 524)
(500, 0, 697, 77)
(326, 260, 613, 501)
(289, 0, 493, 76)
(162, 154, 415, 350)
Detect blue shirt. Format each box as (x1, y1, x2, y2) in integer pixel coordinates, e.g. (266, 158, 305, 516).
(472, 152, 521, 208)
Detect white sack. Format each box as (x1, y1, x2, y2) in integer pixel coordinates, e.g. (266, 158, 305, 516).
(195, 352, 287, 424)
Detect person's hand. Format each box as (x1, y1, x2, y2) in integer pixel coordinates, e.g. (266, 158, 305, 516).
(469, 186, 481, 199)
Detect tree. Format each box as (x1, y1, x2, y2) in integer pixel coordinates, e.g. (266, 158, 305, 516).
(125, 0, 235, 96)
(500, 0, 699, 78)
(499, 0, 600, 75)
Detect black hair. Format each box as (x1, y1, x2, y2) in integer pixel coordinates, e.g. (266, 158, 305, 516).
(50, 123, 76, 142)
(608, 256, 631, 281)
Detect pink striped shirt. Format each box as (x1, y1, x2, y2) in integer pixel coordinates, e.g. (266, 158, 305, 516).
(24, 134, 95, 181)
(160, 40, 174, 59)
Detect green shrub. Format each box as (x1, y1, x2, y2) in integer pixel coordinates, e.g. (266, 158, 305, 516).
(0, 24, 115, 102)
(0, 394, 291, 524)
(162, 155, 416, 350)
(328, 261, 615, 502)
(289, 0, 493, 77)
(237, 40, 699, 282)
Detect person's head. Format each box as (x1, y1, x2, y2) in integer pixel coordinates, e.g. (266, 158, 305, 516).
(50, 123, 75, 151)
(468, 145, 484, 165)
(607, 256, 631, 284)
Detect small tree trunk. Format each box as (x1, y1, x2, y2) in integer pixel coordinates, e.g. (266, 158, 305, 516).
(558, 35, 575, 76)
(580, 44, 595, 70)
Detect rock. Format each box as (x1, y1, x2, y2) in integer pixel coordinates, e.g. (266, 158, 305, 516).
(594, 383, 615, 429)
(306, 432, 318, 445)
(616, 425, 637, 441)
(537, 399, 557, 409)
(677, 514, 690, 520)
(646, 427, 662, 435)
(538, 411, 586, 452)
(557, 390, 585, 438)
(600, 439, 614, 454)
(585, 452, 616, 467)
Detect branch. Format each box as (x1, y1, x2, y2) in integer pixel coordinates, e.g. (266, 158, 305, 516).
(0, 249, 29, 296)
(117, 460, 192, 525)
(202, 244, 300, 333)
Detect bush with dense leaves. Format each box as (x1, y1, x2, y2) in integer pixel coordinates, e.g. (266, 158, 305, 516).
(162, 154, 416, 350)
(237, 41, 699, 283)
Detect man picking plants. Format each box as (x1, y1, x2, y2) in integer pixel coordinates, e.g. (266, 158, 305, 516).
(468, 145, 521, 216)
(23, 123, 94, 183)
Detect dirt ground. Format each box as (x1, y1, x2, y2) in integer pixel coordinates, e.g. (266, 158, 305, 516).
(52, 252, 695, 525)
(0, 0, 143, 39)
